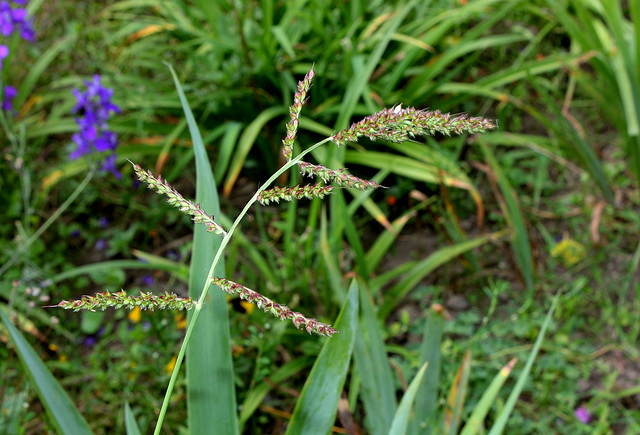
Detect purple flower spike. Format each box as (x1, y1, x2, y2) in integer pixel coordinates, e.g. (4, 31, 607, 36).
(0, 1, 35, 41)
(2, 85, 17, 111)
(70, 75, 121, 178)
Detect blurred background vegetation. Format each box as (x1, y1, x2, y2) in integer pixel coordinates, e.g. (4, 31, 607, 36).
(2, 0, 640, 433)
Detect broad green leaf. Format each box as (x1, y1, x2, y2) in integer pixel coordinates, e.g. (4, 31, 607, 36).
(412, 305, 445, 432)
(354, 288, 397, 435)
(0, 309, 93, 435)
(285, 281, 359, 435)
(124, 402, 142, 435)
(167, 64, 238, 435)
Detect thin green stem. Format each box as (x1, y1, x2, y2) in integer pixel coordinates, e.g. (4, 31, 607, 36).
(153, 137, 333, 434)
(0, 169, 95, 278)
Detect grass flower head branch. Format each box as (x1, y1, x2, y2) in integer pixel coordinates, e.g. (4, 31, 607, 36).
(130, 160, 227, 236)
(331, 104, 496, 146)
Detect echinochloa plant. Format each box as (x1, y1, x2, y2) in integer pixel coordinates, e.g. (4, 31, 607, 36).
(53, 66, 496, 337)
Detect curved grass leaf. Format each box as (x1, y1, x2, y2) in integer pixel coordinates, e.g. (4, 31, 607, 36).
(335, 0, 416, 130)
(50, 259, 188, 285)
(380, 233, 500, 319)
(478, 140, 534, 290)
(389, 363, 428, 435)
(285, 280, 359, 435)
(124, 402, 142, 435)
(0, 310, 93, 435)
(15, 33, 77, 111)
(488, 292, 560, 434)
(443, 350, 471, 435)
(223, 106, 288, 196)
(460, 358, 517, 435)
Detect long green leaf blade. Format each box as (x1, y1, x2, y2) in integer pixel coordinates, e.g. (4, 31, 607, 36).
(488, 293, 560, 434)
(479, 141, 535, 290)
(166, 64, 238, 435)
(460, 358, 517, 435)
(124, 402, 142, 435)
(412, 305, 445, 431)
(354, 288, 398, 435)
(285, 280, 359, 435)
(389, 363, 428, 435)
(380, 233, 499, 319)
(0, 310, 93, 435)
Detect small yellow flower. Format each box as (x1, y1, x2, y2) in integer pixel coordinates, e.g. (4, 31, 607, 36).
(175, 313, 187, 329)
(239, 300, 254, 314)
(165, 355, 177, 374)
(551, 238, 586, 267)
(128, 306, 142, 323)
(48, 343, 59, 352)
(59, 354, 68, 363)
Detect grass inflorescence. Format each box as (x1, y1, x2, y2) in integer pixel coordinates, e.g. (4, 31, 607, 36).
(53, 66, 496, 341)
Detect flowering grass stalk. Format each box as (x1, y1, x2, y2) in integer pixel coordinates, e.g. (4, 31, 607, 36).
(54, 65, 496, 335)
(51, 65, 496, 433)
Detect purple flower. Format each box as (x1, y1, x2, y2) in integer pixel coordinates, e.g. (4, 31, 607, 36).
(2, 85, 17, 110)
(71, 229, 81, 237)
(575, 405, 591, 424)
(0, 44, 8, 70)
(95, 239, 107, 251)
(0, 1, 35, 41)
(142, 275, 155, 286)
(82, 335, 97, 348)
(98, 217, 109, 228)
(70, 75, 121, 178)
(101, 153, 121, 179)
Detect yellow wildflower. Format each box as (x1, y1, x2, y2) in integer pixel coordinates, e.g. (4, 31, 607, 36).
(128, 306, 142, 323)
(165, 355, 177, 374)
(551, 238, 586, 267)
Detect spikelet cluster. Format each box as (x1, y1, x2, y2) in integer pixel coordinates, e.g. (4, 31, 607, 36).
(212, 277, 338, 337)
(298, 161, 382, 191)
(282, 67, 315, 161)
(258, 183, 335, 205)
(54, 290, 195, 312)
(130, 161, 227, 236)
(332, 105, 497, 147)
